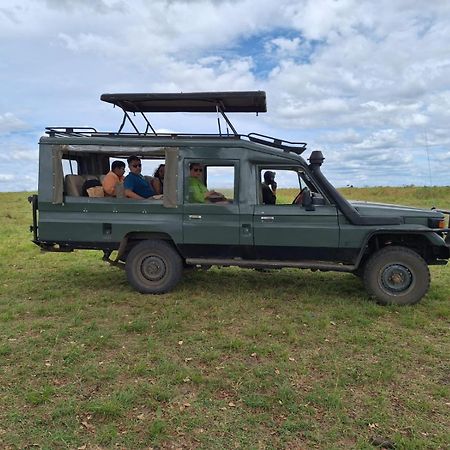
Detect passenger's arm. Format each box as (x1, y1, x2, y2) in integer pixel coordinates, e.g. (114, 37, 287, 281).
(152, 178, 162, 195)
(125, 189, 144, 199)
(102, 173, 116, 196)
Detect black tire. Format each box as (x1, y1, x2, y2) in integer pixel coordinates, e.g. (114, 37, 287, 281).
(363, 246, 430, 306)
(125, 240, 183, 294)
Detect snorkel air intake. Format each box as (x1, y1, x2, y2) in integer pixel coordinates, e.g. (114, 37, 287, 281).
(308, 151, 401, 225)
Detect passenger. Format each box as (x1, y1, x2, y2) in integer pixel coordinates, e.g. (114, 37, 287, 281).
(124, 156, 156, 199)
(188, 163, 226, 203)
(262, 171, 277, 205)
(102, 160, 125, 196)
(152, 164, 165, 194)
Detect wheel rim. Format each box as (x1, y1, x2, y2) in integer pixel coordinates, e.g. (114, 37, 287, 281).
(379, 263, 413, 294)
(140, 255, 166, 282)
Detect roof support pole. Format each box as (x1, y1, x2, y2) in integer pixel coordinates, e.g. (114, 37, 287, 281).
(140, 112, 157, 136)
(216, 105, 222, 136)
(218, 107, 238, 136)
(118, 108, 141, 135)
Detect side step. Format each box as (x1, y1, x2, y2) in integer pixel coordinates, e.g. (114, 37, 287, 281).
(39, 243, 73, 253)
(185, 258, 356, 272)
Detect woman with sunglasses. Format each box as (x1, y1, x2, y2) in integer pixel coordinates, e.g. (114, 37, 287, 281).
(124, 156, 156, 199)
(188, 163, 226, 203)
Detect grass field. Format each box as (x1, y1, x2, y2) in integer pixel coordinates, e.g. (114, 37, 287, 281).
(0, 188, 449, 449)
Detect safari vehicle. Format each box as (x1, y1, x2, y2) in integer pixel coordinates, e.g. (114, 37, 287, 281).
(29, 91, 450, 305)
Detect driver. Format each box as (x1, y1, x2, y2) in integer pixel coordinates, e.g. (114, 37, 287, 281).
(262, 171, 277, 204)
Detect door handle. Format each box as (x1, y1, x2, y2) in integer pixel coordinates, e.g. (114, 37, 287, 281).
(261, 216, 274, 221)
(189, 214, 202, 220)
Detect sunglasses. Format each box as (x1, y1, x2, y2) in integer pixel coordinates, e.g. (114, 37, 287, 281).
(192, 168, 203, 172)
(131, 164, 142, 168)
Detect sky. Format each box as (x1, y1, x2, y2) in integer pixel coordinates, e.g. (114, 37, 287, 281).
(1, 0, 450, 192)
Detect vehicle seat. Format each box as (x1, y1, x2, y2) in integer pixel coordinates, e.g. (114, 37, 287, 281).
(144, 175, 155, 186)
(65, 175, 99, 196)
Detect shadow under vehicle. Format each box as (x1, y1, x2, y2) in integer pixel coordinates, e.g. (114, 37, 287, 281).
(29, 91, 450, 305)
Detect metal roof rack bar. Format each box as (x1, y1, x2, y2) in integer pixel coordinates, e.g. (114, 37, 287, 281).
(247, 133, 307, 154)
(45, 127, 98, 137)
(42, 129, 308, 156)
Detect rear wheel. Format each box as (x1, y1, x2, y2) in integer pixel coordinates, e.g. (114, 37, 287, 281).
(126, 240, 183, 294)
(363, 246, 430, 306)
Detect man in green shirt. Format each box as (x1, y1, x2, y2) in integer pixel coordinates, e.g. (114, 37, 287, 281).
(188, 163, 226, 203)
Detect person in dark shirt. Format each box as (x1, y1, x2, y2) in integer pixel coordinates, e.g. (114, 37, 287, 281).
(262, 171, 277, 204)
(124, 156, 155, 199)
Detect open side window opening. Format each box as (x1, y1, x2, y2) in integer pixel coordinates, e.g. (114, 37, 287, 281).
(258, 166, 328, 206)
(52, 145, 178, 205)
(185, 161, 237, 204)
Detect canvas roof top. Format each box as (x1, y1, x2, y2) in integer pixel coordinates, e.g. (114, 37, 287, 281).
(100, 91, 267, 113)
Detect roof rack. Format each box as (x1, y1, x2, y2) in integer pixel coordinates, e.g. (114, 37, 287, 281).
(45, 127, 98, 137)
(248, 133, 307, 154)
(44, 92, 308, 155)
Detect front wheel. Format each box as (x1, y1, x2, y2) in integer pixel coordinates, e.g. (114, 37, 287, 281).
(126, 240, 183, 294)
(363, 246, 430, 306)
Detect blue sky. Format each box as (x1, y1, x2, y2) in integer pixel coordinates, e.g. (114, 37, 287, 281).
(1, 0, 450, 191)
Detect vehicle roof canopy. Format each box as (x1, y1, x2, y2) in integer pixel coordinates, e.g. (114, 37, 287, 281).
(100, 91, 267, 113)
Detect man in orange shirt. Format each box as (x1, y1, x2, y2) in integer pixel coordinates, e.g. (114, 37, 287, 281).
(102, 160, 125, 196)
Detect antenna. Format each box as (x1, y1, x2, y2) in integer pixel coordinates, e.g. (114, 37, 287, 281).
(425, 130, 432, 186)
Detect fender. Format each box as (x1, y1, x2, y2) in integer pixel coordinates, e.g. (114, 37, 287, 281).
(353, 229, 450, 267)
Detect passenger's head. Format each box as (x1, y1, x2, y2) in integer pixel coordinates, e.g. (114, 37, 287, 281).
(127, 156, 142, 174)
(190, 163, 203, 178)
(154, 164, 165, 179)
(264, 171, 275, 184)
(111, 160, 126, 176)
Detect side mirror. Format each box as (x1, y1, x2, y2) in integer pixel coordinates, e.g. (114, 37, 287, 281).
(302, 189, 315, 211)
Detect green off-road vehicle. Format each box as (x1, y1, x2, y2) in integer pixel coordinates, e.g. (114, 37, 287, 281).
(29, 91, 450, 305)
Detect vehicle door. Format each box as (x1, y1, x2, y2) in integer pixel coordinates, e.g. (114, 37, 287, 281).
(182, 160, 241, 258)
(252, 167, 340, 261)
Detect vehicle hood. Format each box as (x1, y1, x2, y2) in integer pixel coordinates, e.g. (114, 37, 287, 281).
(350, 201, 440, 218)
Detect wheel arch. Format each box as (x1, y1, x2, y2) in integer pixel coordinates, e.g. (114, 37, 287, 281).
(355, 230, 447, 268)
(117, 231, 183, 262)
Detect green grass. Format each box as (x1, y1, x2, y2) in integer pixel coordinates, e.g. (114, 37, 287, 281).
(0, 188, 449, 449)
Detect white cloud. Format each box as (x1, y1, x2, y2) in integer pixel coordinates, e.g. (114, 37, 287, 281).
(44, 0, 126, 14)
(353, 129, 400, 150)
(265, 37, 302, 57)
(1, 0, 450, 189)
(0, 113, 27, 133)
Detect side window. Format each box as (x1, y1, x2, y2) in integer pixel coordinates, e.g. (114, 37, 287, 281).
(186, 163, 235, 204)
(260, 168, 302, 205)
(62, 158, 79, 177)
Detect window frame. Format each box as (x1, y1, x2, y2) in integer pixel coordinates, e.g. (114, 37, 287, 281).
(184, 159, 239, 205)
